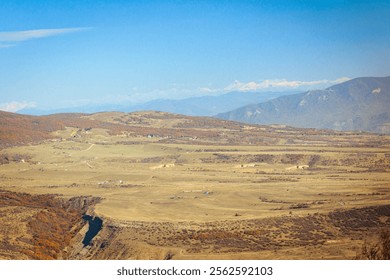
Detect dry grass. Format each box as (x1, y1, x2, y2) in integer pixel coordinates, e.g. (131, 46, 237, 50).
(1, 111, 389, 259)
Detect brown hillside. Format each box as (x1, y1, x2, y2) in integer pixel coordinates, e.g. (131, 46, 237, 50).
(0, 111, 63, 147)
(1, 110, 390, 149)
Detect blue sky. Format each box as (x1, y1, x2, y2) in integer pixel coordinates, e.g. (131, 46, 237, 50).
(0, 0, 389, 112)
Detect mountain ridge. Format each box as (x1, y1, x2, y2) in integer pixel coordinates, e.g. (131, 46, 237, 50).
(216, 76, 390, 134)
(18, 90, 298, 116)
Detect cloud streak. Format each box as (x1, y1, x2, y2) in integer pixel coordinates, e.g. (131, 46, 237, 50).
(224, 77, 351, 92)
(0, 43, 15, 48)
(0, 101, 36, 113)
(0, 28, 91, 46)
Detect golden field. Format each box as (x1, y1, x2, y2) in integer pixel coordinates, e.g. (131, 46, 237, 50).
(1, 111, 389, 259)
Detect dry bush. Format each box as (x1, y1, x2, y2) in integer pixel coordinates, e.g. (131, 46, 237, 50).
(0, 153, 32, 164)
(0, 190, 88, 260)
(26, 207, 84, 259)
(358, 229, 390, 260)
(164, 251, 174, 260)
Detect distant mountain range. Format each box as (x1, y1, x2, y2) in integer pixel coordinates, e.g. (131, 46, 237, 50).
(217, 76, 390, 134)
(19, 91, 297, 116)
(14, 76, 390, 134)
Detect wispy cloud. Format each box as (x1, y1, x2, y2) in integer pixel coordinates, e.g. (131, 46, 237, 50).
(0, 28, 91, 47)
(199, 87, 220, 94)
(129, 77, 353, 104)
(0, 101, 36, 112)
(34, 77, 352, 111)
(0, 43, 15, 48)
(224, 77, 351, 92)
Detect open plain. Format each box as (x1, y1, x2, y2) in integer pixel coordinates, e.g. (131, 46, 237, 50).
(0, 111, 389, 259)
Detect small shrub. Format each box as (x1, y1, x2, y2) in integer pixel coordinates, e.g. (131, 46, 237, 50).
(358, 229, 390, 260)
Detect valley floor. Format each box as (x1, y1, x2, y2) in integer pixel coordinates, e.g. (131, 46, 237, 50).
(0, 112, 389, 259)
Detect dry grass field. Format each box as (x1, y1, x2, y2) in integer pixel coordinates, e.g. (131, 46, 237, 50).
(0, 111, 389, 259)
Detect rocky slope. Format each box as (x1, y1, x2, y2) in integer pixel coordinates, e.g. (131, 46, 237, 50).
(217, 76, 390, 133)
